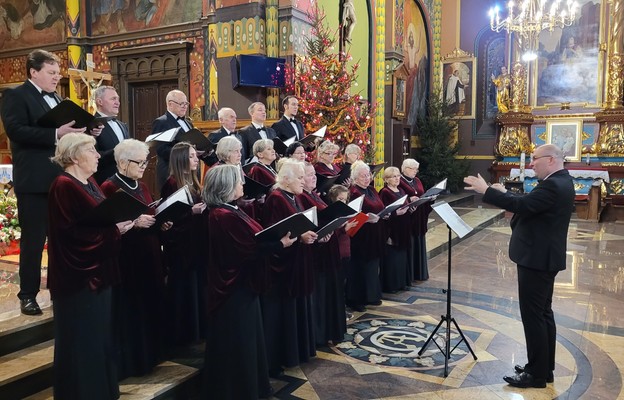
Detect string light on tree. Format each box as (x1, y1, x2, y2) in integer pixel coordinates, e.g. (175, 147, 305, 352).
(285, 6, 376, 159)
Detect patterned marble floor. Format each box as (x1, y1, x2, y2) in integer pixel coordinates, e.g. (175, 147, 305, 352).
(268, 209, 624, 399)
(1, 204, 623, 399)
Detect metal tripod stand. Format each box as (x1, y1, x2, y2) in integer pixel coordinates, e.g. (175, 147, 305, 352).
(418, 225, 477, 377)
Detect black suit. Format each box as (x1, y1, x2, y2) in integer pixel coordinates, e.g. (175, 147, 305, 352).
(239, 124, 277, 164)
(151, 112, 193, 190)
(0, 80, 63, 300)
(272, 116, 304, 141)
(207, 127, 242, 166)
(94, 112, 129, 184)
(483, 169, 574, 379)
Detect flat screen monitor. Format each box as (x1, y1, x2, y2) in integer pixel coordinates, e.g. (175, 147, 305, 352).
(231, 55, 286, 88)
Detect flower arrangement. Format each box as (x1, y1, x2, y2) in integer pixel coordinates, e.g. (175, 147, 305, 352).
(0, 194, 20, 245)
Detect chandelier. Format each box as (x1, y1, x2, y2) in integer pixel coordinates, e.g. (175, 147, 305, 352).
(489, 0, 579, 61)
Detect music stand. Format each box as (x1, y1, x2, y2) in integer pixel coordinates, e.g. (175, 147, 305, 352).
(418, 201, 477, 377)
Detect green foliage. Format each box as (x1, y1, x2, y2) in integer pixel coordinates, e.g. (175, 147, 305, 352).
(414, 93, 470, 193)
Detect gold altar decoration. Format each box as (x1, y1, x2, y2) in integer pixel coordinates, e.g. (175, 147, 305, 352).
(605, 54, 623, 110)
(495, 112, 535, 157)
(509, 62, 529, 113)
(593, 112, 624, 155)
(592, 0, 624, 156)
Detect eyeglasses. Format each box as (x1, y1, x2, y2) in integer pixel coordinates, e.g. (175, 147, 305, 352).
(532, 154, 555, 161)
(128, 159, 149, 168)
(169, 100, 190, 107)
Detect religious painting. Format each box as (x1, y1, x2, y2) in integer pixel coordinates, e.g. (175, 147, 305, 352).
(392, 63, 409, 119)
(441, 54, 476, 119)
(403, 0, 430, 126)
(91, 0, 203, 36)
(474, 31, 506, 137)
(534, 0, 603, 106)
(0, 0, 65, 51)
(546, 119, 583, 162)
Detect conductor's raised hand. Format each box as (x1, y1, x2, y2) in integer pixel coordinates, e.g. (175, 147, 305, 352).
(463, 173, 490, 194)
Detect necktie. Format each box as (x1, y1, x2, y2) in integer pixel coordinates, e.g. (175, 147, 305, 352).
(289, 118, 296, 123)
(258, 126, 265, 132)
(177, 116, 185, 120)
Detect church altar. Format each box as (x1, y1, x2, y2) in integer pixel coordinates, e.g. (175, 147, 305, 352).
(509, 168, 609, 221)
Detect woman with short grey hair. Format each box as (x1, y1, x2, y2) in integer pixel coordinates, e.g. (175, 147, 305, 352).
(398, 157, 432, 282)
(101, 138, 168, 378)
(201, 164, 293, 399)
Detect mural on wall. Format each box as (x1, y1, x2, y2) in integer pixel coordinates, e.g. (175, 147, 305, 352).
(91, 0, 202, 35)
(536, 0, 601, 105)
(0, 0, 65, 50)
(403, 0, 429, 126)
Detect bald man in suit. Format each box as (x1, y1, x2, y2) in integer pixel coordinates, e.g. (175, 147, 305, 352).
(151, 90, 194, 190)
(464, 144, 575, 388)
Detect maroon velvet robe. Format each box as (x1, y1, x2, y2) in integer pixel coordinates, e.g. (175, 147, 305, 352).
(101, 174, 166, 377)
(101, 177, 165, 289)
(160, 176, 205, 269)
(205, 205, 268, 313)
(314, 162, 341, 177)
(47, 173, 121, 299)
(379, 186, 411, 250)
(349, 184, 386, 261)
(299, 190, 341, 271)
(399, 174, 433, 235)
(249, 163, 277, 186)
(262, 188, 315, 297)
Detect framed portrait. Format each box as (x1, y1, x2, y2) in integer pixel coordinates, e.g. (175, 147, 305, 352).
(546, 119, 583, 162)
(532, 0, 605, 106)
(392, 63, 409, 119)
(441, 49, 476, 119)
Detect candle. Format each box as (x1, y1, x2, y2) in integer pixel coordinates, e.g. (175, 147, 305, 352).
(519, 152, 526, 181)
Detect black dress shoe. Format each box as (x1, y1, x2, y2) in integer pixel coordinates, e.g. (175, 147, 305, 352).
(514, 364, 554, 383)
(503, 372, 547, 388)
(20, 299, 43, 316)
(369, 300, 382, 306)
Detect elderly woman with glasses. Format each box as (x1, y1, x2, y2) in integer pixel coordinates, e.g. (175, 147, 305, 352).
(249, 138, 277, 186)
(161, 141, 208, 347)
(398, 158, 432, 282)
(48, 133, 134, 399)
(346, 160, 385, 312)
(314, 140, 342, 177)
(100, 139, 169, 378)
(201, 164, 294, 399)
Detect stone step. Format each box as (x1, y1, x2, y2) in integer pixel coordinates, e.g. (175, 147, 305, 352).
(24, 360, 200, 400)
(0, 339, 54, 400)
(0, 308, 54, 358)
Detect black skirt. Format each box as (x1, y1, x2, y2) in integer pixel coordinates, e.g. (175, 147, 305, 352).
(53, 286, 119, 400)
(203, 286, 271, 399)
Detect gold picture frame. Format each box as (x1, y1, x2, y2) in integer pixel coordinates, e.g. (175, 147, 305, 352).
(392, 63, 409, 119)
(546, 119, 583, 162)
(440, 48, 476, 119)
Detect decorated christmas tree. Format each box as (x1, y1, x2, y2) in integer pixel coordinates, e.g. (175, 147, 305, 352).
(286, 7, 375, 160)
